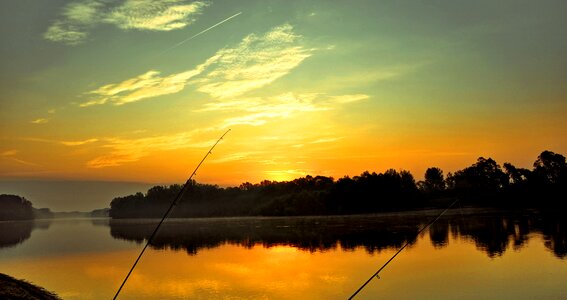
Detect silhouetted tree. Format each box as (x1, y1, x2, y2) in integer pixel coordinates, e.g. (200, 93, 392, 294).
(0, 194, 34, 221)
(421, 167, 445, 192)
(108, 150, 567, 218)
(533, 150, 567, 185)
(448, 157, 507, 193)
(503, 162, 531, 185)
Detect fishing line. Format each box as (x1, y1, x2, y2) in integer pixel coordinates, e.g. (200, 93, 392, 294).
(113, 129, 231, 300)
(348, 198, 459, 300)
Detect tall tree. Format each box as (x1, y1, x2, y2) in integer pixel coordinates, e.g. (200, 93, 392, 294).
(423, 167, 445, 192)
(533, 150, 567, 185)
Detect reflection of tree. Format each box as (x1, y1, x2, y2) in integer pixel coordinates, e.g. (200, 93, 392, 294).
(538, 214, 567, 258)
(429, 220, 449, 248)
(110, 214, 430, 255)
(0, 221, 33, 248)
(450, 212, 567, 259)
(453, 214, 518, 258)
(108, 211, 567, 259)
(0, 220, 51, 249)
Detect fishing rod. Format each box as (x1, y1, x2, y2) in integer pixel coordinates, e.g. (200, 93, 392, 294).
(113, 129, 231, 300)
(348, 198, 459, 300)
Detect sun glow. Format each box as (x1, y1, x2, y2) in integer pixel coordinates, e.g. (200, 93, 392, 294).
(1, 0, 566, 198)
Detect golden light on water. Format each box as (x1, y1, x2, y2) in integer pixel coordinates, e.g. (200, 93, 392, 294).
(2, 231, 566, 299)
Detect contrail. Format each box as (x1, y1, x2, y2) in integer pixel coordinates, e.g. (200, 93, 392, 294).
(158, 12, 242, 57)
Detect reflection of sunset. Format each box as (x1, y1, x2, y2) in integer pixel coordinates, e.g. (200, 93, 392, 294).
(2, 231, 566, 299)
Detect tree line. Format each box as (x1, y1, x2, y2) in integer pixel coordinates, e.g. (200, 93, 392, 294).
(109, 150, 567, 218)
(0, 195, 55, 221)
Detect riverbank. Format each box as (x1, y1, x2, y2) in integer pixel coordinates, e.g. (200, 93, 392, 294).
(0, 273, 60, 300)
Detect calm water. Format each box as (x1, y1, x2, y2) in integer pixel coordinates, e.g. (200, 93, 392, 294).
(1, 209, 566, 299)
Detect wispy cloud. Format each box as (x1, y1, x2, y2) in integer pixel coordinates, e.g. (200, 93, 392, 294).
(86, 131, 213, 168)
(210, 151, 264, 163)
(80, 62, 210, 106)
(1, 150, 18, 157)
(44, 0, 209, 45)
(106, 0, 208, 31)
(320, 63, 426, 90)
(31, 118, 49, 124)
(0, 150, 39, 166)
(309, 137, 344, 144)
(18, 132, 212, 168)
(81, 24, 312, 106)
(197, 92, 368, 128)
(60, 138, 99, 146)
(195, 23, 314, 99)
(219, 93, 326, 127)
(328, 94, 369, 104)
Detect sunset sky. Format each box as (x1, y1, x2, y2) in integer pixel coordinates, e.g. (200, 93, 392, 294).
(1, 0, 566, 191)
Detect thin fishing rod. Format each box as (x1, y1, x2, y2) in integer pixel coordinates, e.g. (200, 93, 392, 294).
(348, 198, 459, 300)
(113, 129, 231, 300)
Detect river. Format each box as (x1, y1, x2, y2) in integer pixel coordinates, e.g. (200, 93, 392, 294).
(1, 208, 565, 299)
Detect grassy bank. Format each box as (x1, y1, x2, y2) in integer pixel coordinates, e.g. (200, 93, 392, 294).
(0, 273, 60, 300)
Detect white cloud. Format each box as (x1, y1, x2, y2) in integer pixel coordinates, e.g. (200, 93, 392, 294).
(219, 93, 326, 127)
(44, 0, 209, 45)
(81, 24, 312, 106)
(44, 20, 89, 45)
(81, 62, 209, 106)
(196, 24, 314, 99)
(64, 0, 102, 23)
(197, 92, 368, 128)
(105, 0, 209, 31)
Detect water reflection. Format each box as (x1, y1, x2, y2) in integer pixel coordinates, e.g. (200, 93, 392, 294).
(110, 215, 426, 255)
(448, 211, 567, 258)
(0, 219, 51, 248)
(109, 209, 567, 259)
(1, 211, 566, 299)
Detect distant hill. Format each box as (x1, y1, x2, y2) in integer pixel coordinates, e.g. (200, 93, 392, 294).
(1, 193, 111, 220)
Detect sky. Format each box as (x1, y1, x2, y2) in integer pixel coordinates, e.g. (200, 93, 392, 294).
(1, 0, 566, 209)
